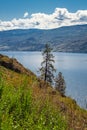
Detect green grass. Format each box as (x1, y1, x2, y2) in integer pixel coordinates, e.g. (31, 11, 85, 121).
(0, 74, 67, 130)
(0, 64, 87, 130)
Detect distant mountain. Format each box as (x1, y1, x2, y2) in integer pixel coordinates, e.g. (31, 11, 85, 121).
(0, 24, 87, 53)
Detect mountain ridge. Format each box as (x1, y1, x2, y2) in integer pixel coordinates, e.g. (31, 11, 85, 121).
(0, 24, 87, 53)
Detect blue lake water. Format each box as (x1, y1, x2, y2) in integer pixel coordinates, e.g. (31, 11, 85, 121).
(0, 51, 87, 109)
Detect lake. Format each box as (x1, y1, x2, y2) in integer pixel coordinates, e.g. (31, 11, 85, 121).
(0, 51, 87, 109)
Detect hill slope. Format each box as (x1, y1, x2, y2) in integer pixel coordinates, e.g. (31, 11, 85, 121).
(0, 24, 87, 52)
(0, 54, 87, 130)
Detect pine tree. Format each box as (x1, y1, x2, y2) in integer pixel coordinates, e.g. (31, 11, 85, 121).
(40, 43, 55, 85)
(55, 72, 66, 96)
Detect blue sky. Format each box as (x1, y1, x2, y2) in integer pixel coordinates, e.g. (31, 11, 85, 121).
(0, 0, 87, 31)
(0, 0, 87, 20)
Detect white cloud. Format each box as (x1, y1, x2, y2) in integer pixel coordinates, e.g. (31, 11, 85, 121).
(23, 12, 29, 18)
(0, 8, 87, 31)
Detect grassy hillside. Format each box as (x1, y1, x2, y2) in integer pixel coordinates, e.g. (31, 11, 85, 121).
(0, 55, 87, 130)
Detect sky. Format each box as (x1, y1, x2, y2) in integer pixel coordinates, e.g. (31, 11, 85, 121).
(0, 0, 87, 31)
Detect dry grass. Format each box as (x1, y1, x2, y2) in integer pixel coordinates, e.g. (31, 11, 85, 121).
(0, 60, 87, 129)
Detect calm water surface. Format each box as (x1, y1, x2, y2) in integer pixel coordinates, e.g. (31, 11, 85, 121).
(0, 51, 87, 109)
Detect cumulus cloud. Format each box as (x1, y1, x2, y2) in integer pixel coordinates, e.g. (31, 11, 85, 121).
(23, 12, 29, 18)
(0, 8, 87, 31)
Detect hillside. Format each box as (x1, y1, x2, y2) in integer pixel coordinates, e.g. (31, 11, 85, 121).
(0, 54, 34, 76)
(0, 54, 87, 130)
(0, 24, 87, 52)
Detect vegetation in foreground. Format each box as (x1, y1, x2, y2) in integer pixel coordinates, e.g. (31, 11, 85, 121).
(0, 78, 67, 130)
(0, 55, 87, 130)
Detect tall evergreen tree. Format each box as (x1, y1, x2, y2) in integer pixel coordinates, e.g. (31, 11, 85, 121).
(55, 72, 66, 96)
(40, 43, 55, 85)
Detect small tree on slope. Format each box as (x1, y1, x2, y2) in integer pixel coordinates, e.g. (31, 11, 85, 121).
(55, 72, 66, 96)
